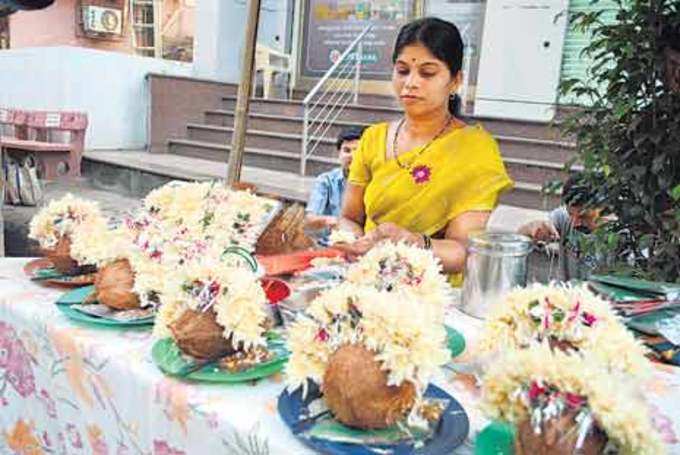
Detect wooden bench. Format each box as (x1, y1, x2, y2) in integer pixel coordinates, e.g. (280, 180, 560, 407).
(0, 108, 88, 180)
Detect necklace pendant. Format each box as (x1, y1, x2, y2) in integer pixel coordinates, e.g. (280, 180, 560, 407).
(410, 165, 431, 184)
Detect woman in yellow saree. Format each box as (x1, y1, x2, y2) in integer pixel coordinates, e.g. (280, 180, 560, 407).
(338, 17, 513, 286)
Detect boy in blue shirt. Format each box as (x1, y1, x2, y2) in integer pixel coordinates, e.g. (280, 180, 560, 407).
(305, 126, 366, 246)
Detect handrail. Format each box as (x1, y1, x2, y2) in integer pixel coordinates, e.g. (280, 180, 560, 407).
(301, 24, 373, 175)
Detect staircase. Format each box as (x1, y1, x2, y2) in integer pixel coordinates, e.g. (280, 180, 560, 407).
(147, 74, 575, 210)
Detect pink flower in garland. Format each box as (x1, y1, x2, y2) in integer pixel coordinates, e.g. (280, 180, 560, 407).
(315, 328, 330, 342)
(528, 381, 546, 400)
(565, 392, 586, 408)
(582, 312, 597, 327)
(411, 165, 431, 184)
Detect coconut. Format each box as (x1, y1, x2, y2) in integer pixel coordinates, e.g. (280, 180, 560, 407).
(44, 235, 79, 274)
(322, 344, 416, 429)
(515, 409, 608, 455)
(169, 308, 235, 360)
(94, 259, 140, 310)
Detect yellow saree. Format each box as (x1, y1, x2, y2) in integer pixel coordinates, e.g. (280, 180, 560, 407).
(348, 122, 514, 285)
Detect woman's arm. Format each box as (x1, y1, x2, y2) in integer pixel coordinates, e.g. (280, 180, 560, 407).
(338, 183, 366, 238)
(431, 211, 491, 273)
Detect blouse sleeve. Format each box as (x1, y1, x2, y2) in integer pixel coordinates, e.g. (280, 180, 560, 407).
(449, 130, 514, 220)
(347, 126, 375, 187)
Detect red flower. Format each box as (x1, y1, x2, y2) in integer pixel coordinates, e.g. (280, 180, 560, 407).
(411, 165, 431, 184)
(582, 312, 597, 327)
(528, 381, 546, 400)
(315, 328, 329, 342)
(565, 392, 586, 408)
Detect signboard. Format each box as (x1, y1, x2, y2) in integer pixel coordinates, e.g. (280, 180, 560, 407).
(301, 0, 414, 79)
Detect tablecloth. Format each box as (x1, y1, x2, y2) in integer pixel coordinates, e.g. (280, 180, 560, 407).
(1, 258, 678, 454)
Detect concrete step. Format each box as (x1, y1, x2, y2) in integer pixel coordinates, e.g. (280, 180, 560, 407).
(220, 96, 570, 142)
(167, 138, 568, 207)
(187, 123, 338, 158)
(203, 111, 575, 164)
(83, 150, 314, 203)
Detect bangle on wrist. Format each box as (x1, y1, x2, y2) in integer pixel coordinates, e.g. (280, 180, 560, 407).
(421, 234, 432, 250)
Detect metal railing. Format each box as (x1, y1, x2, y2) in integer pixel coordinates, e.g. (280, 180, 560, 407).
(300, 25, 372, 175)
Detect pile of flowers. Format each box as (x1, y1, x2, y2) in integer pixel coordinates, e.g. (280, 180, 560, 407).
(28, 194, 105, 251)
(118, 181, 279, 306)
(479, 283, 650, 376)
(482, 344, 663, 455)
(285, 283, 449, 396)
(345, 241, 450, 311)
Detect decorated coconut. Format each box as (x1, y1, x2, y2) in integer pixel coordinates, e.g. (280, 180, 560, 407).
(285, 283, 449, 430)
(481, 344, 663, 455)
(479, 283, 650, 377)
(154, 261, 272, 367)
(28, 194, 105, 273)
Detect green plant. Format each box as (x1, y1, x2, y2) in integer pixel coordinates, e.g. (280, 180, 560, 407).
(559, 0, 680, 281)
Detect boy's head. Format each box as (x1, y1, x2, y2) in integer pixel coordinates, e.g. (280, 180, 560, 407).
(336, 126, 366, 170)
(562, 174, 603, 233)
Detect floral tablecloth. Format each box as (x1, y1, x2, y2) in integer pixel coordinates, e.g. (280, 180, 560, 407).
(1, 258, 678, 454)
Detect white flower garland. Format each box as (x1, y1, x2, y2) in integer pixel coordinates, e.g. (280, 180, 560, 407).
(345, 241, 451, 313)
(479, 283, 650, 377)
(155, 259, 268, 350)
(482, 344, 663, 455)
(285, 283, 449, 395)
(28, 194, 105, 250)
(120, 181, 279, 306)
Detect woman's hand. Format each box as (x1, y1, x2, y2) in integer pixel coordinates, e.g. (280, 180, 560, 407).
(334, 222, 422, 258)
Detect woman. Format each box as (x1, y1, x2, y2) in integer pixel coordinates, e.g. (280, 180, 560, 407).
(337, 17, 513, 286)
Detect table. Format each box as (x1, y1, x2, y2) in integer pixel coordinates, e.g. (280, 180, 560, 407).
(1, 258, 678, 454)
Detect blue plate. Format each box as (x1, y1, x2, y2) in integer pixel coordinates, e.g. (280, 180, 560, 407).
(55, 285, 154, 327)
(278, 383, 469, 454)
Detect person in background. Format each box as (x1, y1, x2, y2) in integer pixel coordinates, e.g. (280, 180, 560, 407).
(305, 126, 367, 246)
(518, 174, 604, 281)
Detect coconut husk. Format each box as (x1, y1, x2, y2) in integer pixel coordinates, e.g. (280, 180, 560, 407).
(322, 344, 416, 430)
(94, 259, 140, 310)
(44, 235, 79, 274)
(256, 204, 315, 255)
(515, 409, 608, 455)
(169, 308, 235, 360)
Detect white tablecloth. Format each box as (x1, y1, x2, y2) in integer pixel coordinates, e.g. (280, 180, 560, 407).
(0, 258, 678, 454)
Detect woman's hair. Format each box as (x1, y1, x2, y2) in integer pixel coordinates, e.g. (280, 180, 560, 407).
(392, 17, 465, 116)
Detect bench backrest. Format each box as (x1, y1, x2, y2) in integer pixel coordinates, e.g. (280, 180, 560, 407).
(29, 111, 88, 131)
(0, 108, 88, 143)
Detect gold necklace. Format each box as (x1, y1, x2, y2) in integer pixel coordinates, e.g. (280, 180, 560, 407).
(392, 115, 452, 172)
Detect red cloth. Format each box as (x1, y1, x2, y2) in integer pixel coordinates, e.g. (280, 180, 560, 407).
(256, 249, 344, 276)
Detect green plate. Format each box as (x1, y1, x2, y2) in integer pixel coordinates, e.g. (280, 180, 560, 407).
(34, 266, 62, 279)
(474, 421, 515, 455)
(446, 325, 466, 358)
(55, 285, 155, 327)
(152, 336, 289, 382)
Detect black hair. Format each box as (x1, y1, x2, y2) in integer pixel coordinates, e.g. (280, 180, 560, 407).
(392, 17, 465, 117)
(562, 172, 604, 208)
(336, 126, 367, 150)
